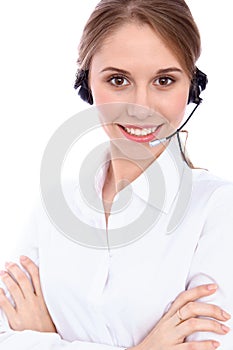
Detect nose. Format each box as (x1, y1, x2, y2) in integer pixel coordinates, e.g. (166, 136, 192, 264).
(127, 87, 154, 120)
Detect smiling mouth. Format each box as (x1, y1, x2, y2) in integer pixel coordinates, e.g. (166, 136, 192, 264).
(118, 124, 160, 136)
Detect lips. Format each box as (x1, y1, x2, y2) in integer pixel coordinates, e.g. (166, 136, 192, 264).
(117, 123, 163, 143)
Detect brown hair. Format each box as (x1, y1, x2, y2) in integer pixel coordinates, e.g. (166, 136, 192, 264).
(77, 0, 201, 79)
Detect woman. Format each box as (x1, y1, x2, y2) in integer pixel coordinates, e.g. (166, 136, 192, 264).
(0, 0, 233, 349)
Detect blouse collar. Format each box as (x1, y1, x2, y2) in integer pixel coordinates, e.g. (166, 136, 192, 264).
(94, 137, 192, 215)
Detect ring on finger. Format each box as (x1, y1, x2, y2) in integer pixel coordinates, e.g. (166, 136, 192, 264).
(177, 308, 184, 322)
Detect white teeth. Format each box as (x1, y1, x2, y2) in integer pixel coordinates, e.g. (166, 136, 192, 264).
(123, 126, 158, 136)
(141, 129, 147, 136)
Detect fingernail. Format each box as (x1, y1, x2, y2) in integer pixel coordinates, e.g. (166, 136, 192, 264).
(221, 324, 230, 333)
(222, 310, 231, 320)
(212, 341, 220, 348)
(20, 255, 28, 261)
(0, 270, 6, 276)
(207, 284, 218, 290)
(5, 262, 12, 268)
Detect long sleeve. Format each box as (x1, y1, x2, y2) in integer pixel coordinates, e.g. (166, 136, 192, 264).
(0, 330, 127, 350)
(185, 183, 233, 348)
(1, 147, 233, 349)
(0, 194, 127, 350)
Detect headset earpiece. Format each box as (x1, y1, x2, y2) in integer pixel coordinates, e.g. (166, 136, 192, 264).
(188, 67, 208, 104)
(74, 69, 93, 105)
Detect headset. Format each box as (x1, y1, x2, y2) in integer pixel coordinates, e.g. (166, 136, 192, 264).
(74, 67, 208, 163)
(74, 69, 93, 105)
(74, 66, 207, 106)
(148, 67, 208, 148)
(188, 67, 208, 104)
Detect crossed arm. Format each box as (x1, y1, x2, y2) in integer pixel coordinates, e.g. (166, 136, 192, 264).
(0, 255, 56, 333)
(0, 255, 232, 350)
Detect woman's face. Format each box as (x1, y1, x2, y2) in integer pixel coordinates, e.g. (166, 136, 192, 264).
(89, 22, 190, 155)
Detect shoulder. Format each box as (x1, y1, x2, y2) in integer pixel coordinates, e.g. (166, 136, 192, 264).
(190, 168, 233, 221)
(191, 168, 233, 200)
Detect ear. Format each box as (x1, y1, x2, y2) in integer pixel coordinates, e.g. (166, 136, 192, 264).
(74, 69, 93, 105)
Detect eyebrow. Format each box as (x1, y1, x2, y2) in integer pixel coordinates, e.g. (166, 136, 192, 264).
(100, 67, 131, 75)
(157, 67, 183, 74)
(100, 66, 183, 75)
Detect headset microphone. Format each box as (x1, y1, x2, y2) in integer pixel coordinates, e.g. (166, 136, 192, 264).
(149, 100, 201, 147)
(149, 67, 208, 148)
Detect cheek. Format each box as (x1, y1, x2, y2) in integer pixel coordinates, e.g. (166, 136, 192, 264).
(90, 80, 115, 105)
(90, 79, 130, 105)
(158, 89, 189, 128)
(92, 90, 110, 105)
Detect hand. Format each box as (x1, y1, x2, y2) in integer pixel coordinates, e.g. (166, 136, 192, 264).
(0, 255, 57, 333)
(131, 284, 231, 350)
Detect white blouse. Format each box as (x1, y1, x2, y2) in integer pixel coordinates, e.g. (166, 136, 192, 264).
(0, 138, 233, 350)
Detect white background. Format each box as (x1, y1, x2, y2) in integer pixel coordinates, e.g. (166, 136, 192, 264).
(0, 1, 232, 265)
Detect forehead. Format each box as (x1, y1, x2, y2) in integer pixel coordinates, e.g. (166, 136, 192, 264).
(90, 22, 182, 71)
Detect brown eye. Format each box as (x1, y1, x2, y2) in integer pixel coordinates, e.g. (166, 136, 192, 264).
(155, 77, 174, 86)
(109, 76, 129, 87)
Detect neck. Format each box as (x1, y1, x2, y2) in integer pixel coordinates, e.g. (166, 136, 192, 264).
(107, 140, 167, 194)
(102, 140, 168, 220)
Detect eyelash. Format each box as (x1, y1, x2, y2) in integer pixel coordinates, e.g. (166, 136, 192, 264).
(155, 76, 175, 86)
(107, 74, 175, 87)
(107, 75, 129, 87)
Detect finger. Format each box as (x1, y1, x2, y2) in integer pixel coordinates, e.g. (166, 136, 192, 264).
(0, 269, 25, 304)
(178, 340, 220, 349)
(164, 284, 218, 320)
(4, 262, 34, 299)
(20, 256, 42, 297)
(176, 317, 230, 339)
(0, 287, 17, 321)
(171, 301, 231, 326)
